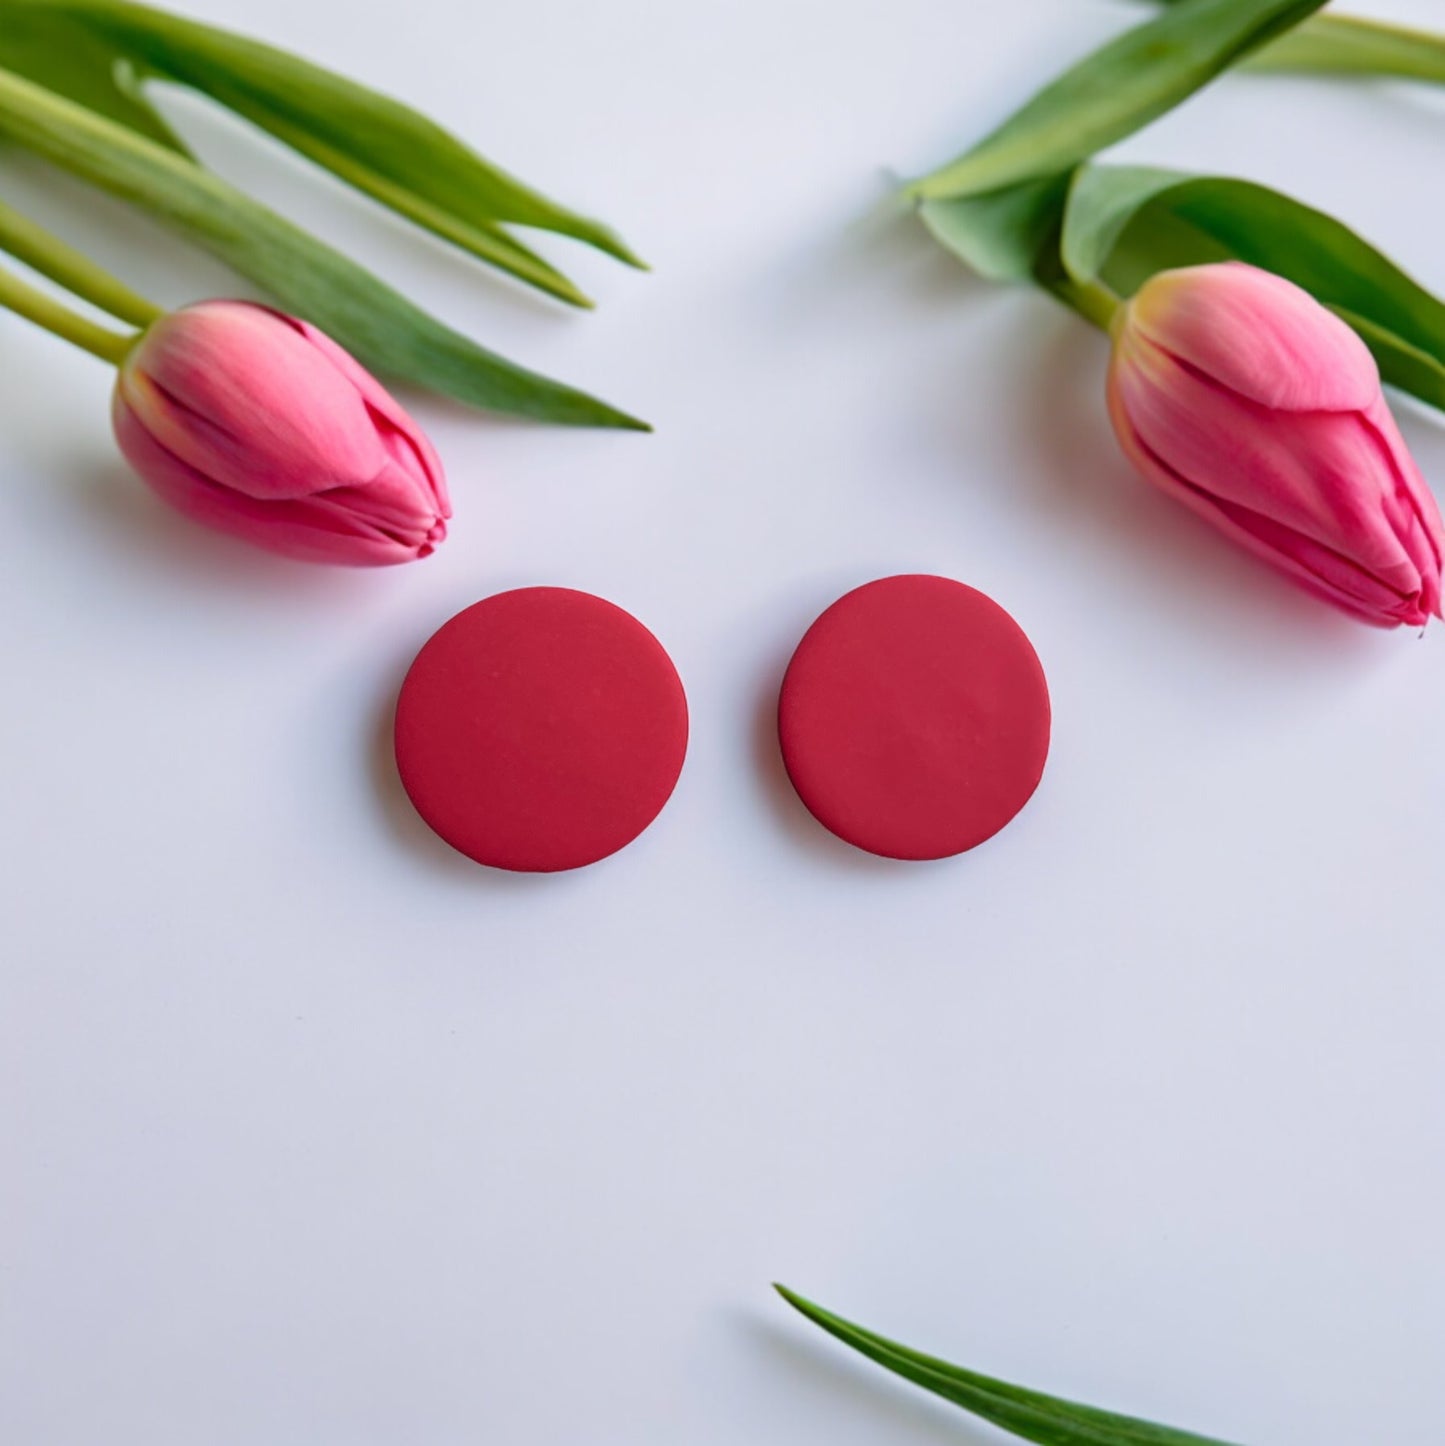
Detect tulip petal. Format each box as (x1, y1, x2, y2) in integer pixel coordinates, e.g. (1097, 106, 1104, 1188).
(113, 301, 450, 565)
(120, 301, 390, 498)
(114, 392, 436, 565)
(1129, 262, 1380, 413)
(1113, 332, 1433, 589)
(265, 310, 453, 524)
(282, 312, 450, 507)
(1108, 261, 1445, 627)
(1359, 396, 1444, 619)
(1107, 360, 1442, 626)
(1109, 391, 1423, 625)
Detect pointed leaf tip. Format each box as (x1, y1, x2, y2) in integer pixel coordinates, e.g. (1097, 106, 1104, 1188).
(0, 0, 644, 302)
(911, 0, 1330, 202)
(0, 65, 646, 427)
(775, 1288, 1245, 1445)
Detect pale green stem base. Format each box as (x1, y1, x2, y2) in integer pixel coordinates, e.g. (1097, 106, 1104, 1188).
(0, 199, 163, 327)
(0, 263, 135, 364)
(1047, 275, 1122, 332)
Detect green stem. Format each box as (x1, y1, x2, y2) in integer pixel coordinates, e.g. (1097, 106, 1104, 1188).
(0, 198, 163, 326)
(0, 262, 136, 363)
(1047, 274, 1122, 331)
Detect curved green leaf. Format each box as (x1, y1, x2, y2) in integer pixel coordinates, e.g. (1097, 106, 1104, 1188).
(0, 0, 644, 305)
(1061, 165, 1192, 284)
(775, 1287, 1241, 1446)
(919, 173, 1072, 282)
(0, 0, 185, 150)
(1144, 5, 1445, 84)
(910, 0, 1328, 203)
(1252, 13, 1445, 81)
(0, 64, 647, 428)
(1059, 164, 1445, 412)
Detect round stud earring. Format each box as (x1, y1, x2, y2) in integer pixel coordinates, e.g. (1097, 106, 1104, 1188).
(777, 574, 1050, 860)
(394, 587, 688, 872)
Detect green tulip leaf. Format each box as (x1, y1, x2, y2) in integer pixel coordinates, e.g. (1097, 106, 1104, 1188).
(1141, 4, 1445, 84)
(0, 65, 647, 428)
(775, 1286, 1242, 1446)
(1060, 164, 1445, 411)
(918, 172, 1072, 282)
(1252, 13, 1445, 82)
(0, 0, 644, 306)
(0, 0, 186, 150)
(909, 0, 1328, 203)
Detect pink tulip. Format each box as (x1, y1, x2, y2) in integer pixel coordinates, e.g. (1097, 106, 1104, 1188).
(1107, 262, 1443, 628)
(113, 301, 449, 565)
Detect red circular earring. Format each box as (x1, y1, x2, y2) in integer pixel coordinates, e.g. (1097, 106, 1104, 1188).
(394, 587, 688, 872)
(777, 574, 1050, 860)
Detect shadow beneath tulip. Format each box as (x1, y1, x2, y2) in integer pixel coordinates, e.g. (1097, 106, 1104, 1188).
(735, 1308, 993, 1446)
(65, 451, 386, 604)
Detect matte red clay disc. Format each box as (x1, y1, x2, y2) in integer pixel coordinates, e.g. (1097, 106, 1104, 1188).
(777, 575, 1050, 860)
(394, 587, 688, 872)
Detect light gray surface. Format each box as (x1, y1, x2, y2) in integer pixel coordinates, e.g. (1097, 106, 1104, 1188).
(2, 1, 1442, 1441)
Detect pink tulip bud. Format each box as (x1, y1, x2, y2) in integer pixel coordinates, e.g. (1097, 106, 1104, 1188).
(112, 301, 450, 565)
(1106, 262, 1443, 628)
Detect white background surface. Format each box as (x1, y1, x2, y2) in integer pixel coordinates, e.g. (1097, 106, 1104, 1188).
(2, 1, 1443, 1441)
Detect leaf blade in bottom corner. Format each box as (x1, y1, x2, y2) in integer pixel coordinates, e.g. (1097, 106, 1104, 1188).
(0, 64, 645, 429)
(774, 1286, 1242, 1446)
